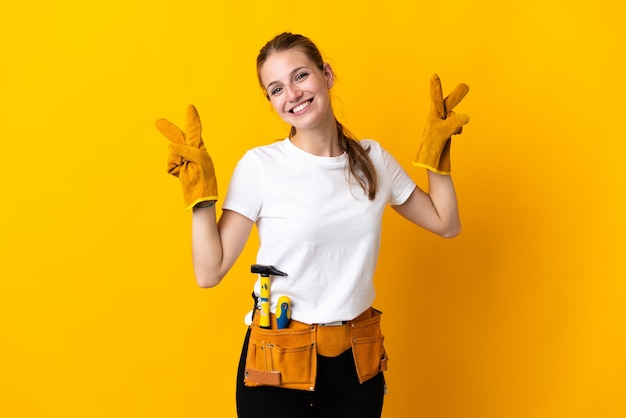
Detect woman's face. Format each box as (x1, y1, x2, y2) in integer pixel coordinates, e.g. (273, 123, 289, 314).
(259, 48, 334, 132)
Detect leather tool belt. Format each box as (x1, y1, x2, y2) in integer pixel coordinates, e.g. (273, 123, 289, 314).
(244, 307, 388, 391)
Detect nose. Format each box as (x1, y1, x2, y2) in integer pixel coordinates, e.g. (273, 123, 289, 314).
(285, 84, 303, 101)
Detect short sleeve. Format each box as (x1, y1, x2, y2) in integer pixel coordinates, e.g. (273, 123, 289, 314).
(365, 140, 415, 206)
(222, 151, 263, 221)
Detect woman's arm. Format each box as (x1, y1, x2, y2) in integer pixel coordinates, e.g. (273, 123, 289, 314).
(397, 73, 468, 238)
(190, 206, 254, 288)
(392, 171, 461, 239)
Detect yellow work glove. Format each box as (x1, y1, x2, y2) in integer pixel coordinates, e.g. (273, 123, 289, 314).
(413, 74, 470, 175)
(155, 105, 218, 211)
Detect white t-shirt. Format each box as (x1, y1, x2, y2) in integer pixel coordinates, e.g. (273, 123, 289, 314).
(222, 138, 416, 324)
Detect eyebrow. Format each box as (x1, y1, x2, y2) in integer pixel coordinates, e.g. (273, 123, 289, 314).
(266, 66, 310, 91)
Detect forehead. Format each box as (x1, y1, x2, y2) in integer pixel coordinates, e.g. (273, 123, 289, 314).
(259, 48, 316, 87)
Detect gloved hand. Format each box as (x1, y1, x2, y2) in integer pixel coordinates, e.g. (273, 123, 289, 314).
(413, 74, 470, 175)
(155, 105, 218, 211)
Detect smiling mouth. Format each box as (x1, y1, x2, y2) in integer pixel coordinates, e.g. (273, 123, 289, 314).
(290, 99, 313, 113)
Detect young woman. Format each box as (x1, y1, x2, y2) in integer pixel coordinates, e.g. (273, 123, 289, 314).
(156, 32, 469, 418)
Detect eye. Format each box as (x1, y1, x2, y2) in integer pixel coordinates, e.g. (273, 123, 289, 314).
(269, 86, 283, 96)
(295, 72, 309, 81)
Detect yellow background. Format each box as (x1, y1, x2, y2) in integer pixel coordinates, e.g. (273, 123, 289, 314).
(1, 1, 625, 417)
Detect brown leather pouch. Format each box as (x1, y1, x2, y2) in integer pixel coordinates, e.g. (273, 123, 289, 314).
(244, 308, 388, 390)
(350, 308, 388, 383)
(244, 314, 317, 391)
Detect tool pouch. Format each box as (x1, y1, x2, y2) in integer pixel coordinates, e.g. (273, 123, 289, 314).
(244, 319, 318, 391)
(350, 308, 389, 383)
(243, 308, 388, 390)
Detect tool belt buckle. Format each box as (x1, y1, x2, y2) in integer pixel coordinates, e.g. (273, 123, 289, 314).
(318, 320, 348, 327)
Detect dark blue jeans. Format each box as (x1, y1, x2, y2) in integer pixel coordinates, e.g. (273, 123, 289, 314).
(236, 328, 385, 418)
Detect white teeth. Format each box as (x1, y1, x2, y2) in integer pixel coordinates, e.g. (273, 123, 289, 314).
(292, 101, 310, 113)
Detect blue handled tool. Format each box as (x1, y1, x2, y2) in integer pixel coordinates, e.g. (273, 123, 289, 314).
(276, 296, 291, 329)
(251, 265, 288, 329)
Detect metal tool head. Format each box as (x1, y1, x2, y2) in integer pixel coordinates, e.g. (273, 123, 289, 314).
(250, 264, 288, 277)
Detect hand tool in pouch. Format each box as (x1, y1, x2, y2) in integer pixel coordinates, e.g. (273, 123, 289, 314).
(250, 264, 288, 329)
(276, 296, 291, 329)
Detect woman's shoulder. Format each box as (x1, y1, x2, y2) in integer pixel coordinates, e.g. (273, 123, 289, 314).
(358, 138, 386, 157)
(359, 138, 379, 147)
(359, 138, 405, 169)
(247, 138, 289, 155)
(238, 138, 288, 161)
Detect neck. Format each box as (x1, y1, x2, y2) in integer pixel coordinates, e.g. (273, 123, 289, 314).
(290, 117, 341, 157)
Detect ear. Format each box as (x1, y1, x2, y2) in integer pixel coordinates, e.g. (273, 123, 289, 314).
(323, 63, 334, 88)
